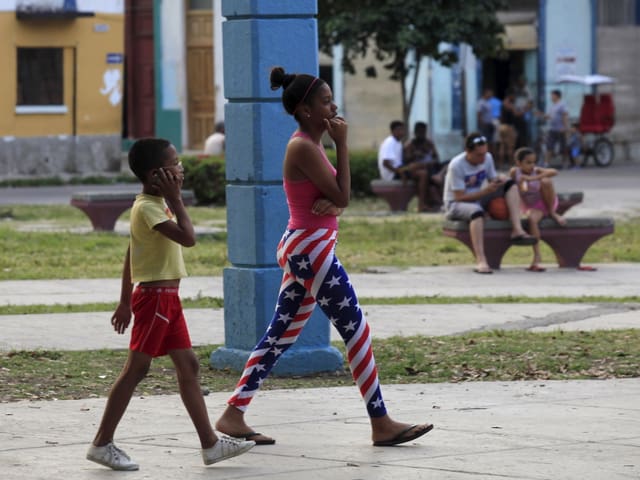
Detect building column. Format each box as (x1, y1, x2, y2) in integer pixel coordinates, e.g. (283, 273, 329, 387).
(153, 0, 183, 151)
(210, 0, 343, 376)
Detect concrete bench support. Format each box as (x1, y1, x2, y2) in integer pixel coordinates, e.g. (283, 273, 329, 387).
(443, 217, 614, 270)
(71, 190, 194, 231)
(370, 179, 417, 212)
(555, 192, 584, 215)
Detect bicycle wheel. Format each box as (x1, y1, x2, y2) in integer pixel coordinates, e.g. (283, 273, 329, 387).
(593, 138, 614, 167)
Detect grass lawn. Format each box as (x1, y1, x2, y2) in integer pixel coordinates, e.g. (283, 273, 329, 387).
(1, 202, 639, 280)
(1, 329, 638, 402)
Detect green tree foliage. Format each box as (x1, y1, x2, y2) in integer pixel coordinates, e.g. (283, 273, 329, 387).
(318, 0, 508, 123)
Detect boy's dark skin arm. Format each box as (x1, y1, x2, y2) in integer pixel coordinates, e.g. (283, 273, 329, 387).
(151, 165, 196, 247)
(111, 246, 133, 334)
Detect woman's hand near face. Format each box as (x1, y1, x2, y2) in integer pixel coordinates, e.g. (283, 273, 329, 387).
(324, 116, 348, 147)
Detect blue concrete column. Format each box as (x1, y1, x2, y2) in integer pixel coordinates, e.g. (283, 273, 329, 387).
(210, 0, 343, 376)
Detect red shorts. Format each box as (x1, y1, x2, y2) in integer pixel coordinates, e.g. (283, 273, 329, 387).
(130, 286, 192, 357)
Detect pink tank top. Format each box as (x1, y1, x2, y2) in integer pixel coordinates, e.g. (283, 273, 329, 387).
(515, 167, 542, 207)
(283, 131, 338, 230)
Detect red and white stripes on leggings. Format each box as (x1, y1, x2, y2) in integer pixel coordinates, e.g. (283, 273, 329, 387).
(227, 228, 387, 418)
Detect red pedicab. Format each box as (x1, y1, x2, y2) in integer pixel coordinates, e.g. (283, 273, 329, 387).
(558, 74, 616, 167)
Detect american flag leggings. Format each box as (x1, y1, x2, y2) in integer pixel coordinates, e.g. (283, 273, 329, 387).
(227, 228, 388, 418)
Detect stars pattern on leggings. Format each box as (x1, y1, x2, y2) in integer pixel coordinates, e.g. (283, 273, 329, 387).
(230, 234, 385, 417)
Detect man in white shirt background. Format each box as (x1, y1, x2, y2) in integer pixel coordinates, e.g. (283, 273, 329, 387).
(203, 121, 225, 156)
(377, 120, 406, 180)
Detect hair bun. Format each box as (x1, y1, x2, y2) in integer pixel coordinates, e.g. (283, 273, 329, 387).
(270, 66, 296, 91)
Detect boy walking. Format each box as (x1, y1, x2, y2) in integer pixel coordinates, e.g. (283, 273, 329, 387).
(86, 138, 254, 470)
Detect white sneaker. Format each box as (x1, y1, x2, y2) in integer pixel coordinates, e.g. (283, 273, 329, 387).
(202, 436, 255, 465)
(86, 442, 139, 471)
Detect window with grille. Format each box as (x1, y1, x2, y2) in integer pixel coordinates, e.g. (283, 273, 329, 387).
(598, 0, 639, 25)
(17, 47, 63, 106)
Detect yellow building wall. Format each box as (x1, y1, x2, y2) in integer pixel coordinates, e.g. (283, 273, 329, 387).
(0, 12, 124, 138)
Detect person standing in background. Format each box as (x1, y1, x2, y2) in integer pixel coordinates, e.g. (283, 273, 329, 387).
(497, 89, 521, 170)
(542, 90, 569, 168)
(477, 88, 496, 153)
(204, 121, 225, 156)
(513, 76, 533, 149)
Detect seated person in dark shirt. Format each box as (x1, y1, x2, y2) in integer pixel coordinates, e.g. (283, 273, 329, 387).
(403, 121, 446, 212)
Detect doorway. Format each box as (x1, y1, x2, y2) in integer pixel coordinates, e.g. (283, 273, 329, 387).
(482, 51, 527, 100)
(185, 0, 214, 150)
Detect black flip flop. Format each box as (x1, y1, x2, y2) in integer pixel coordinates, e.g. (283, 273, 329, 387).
(577, 265, 597, 271)
(473, 268, 493, 274)
(373, 423, 434, 447)
(510, 234, 538, 246)
(526, 265, 546, 272)
(236, 432, 276, 445)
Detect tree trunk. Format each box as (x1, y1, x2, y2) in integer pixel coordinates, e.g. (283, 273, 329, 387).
(400, 70, 409, 129)
(405, 55, 422, 129)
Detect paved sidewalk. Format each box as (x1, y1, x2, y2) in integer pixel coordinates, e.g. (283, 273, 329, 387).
(2, 380, 639, 479)
(1, 264, 639, 365)
(3, 302, 639, 352)
(2, 263, 640, 306)
(1, 263, 638, 352)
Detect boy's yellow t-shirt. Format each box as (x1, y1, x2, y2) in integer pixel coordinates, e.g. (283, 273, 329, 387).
(130, 193, 187, 283)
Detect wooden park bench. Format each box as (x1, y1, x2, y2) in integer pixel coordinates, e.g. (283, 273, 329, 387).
(442, 216, 614, 270)
(70, 190, 195, 231)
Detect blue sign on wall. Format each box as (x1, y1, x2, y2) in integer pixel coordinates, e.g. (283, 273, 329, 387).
(106, 53, 124, 64)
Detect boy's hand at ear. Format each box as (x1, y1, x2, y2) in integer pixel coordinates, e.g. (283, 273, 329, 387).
(153, 167, 184, 204)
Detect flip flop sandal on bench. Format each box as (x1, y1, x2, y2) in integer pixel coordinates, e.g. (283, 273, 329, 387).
(473, 268, 493, 274)
(510, 234, 538, 246)
(577, 265, 597, 271)
(526, 265, 546, 272)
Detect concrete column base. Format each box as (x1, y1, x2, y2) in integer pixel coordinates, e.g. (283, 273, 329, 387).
(210, 344, 344, 376)
(211, 266, 345, 375)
